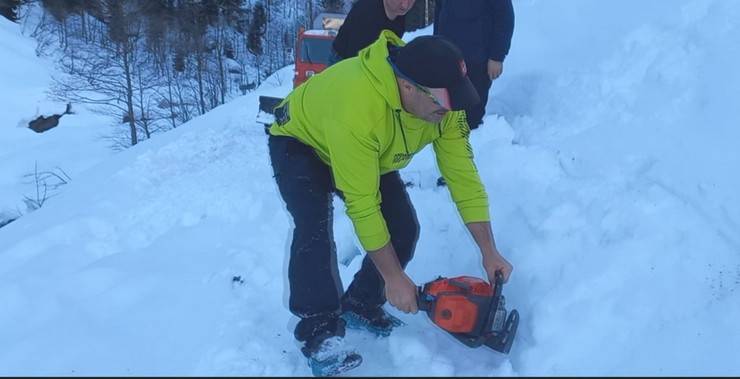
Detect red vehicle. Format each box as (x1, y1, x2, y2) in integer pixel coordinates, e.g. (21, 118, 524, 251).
(293, 13, 345, 88)
(257, 13, 345, 129)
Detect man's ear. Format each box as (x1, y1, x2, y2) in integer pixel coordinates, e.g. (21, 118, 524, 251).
(397, 77, 415, 95)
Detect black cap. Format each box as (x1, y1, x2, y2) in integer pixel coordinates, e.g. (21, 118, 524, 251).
(391, 35, 480, 111)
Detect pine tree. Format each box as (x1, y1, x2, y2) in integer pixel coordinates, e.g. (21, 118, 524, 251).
(320, 0, 343, 13)
(247, 3, 266, 56)
(40, 0, 71, 22)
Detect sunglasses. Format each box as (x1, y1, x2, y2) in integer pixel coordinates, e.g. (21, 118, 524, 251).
(388, 57, 452, 110)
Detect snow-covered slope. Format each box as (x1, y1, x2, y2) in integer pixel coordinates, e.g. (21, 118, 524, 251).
(0, 17, 113, 224)
(1, 0, 739, 375)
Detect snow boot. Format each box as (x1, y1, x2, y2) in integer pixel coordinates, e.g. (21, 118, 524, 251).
(341, 304, 405, 337)
(304, 336, 362, 377)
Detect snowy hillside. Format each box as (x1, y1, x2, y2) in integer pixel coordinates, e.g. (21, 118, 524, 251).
(0, 17, 113, 226)
(1, 0, 740, 376)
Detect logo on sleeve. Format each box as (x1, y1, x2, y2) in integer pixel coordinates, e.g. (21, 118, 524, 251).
(274, 101, 291, 126)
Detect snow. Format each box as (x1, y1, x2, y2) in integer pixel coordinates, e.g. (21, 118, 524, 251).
(303, 29, 337, 37)
(0, 17, 114, 224)
(1, 0, 740, 376)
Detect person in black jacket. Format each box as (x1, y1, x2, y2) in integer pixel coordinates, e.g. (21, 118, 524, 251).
(331, 0, 416, 63)
(434, 0, 514, 130)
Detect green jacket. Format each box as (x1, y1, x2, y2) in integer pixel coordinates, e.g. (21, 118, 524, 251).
(270, 30, 489, 251)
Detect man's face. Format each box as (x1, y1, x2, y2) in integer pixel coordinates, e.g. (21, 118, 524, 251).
(398, 78, 451, 124)
(384, 0, 416, 18)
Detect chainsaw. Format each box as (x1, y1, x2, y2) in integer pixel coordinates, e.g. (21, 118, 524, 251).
(417, 272, 519, 354)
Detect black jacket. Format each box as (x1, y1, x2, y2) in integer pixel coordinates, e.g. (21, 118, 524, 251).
(332, 0, 406, 59)
(434, 0, 514, 64)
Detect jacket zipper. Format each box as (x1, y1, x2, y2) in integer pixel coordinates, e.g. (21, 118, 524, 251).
(395, 109, 409, 154)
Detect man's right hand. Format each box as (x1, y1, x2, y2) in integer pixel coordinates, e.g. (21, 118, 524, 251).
(367, 242, 419, 314)
(384, 273, 419, 314)
(488, 59, 504, 80)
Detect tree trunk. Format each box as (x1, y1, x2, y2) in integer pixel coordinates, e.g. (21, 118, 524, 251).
(307, 0, 312, 28)
(137, 65, 151, 139)
(196, 51, 206, 115)
(165, 62, 178, 129)
(80, 11, 87, 42)
(217, 26, 226, 105)
(122, 43, 138, 146)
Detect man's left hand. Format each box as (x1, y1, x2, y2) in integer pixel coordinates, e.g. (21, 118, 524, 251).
(482, 250, 513, 284)
(488, 60, 504, 80)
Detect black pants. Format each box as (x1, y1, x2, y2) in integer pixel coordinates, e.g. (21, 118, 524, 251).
(268, 135, 420, 351)
(464, 60, 493, 129)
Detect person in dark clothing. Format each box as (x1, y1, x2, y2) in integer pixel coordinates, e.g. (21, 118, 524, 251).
(330, 0, 415, 63)
(434, 0, 514, 130)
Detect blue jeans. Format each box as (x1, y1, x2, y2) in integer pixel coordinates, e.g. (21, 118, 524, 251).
(268, 135, 420, 351)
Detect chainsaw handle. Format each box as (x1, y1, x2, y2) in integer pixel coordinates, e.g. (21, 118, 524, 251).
(493, 271, 505, 298)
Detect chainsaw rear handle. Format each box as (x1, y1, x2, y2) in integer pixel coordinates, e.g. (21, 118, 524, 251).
(493, 271, 505, 295)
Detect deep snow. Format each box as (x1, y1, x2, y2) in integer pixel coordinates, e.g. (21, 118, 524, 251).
(0, 17, 114, 225)
(1, 0, 739, 376)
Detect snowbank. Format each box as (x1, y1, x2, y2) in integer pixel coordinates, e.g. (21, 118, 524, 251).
(1, 0, 739, 375)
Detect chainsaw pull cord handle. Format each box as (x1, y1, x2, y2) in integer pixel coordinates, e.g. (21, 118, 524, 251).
(416, 285, 432, 312)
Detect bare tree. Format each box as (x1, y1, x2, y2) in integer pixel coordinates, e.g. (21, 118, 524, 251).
(247, 2, 267, 83)
(51, 0, 161, 147)
(28, 0, 337, 150)
(22, 162, 71, 211)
